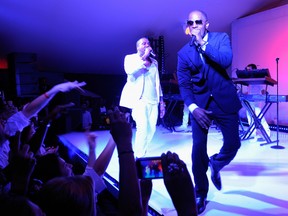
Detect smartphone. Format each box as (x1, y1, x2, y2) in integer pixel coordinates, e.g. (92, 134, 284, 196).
(136, 156, 163, 179)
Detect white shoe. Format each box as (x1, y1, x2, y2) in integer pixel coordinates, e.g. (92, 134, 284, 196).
(175, 125, 190, 132)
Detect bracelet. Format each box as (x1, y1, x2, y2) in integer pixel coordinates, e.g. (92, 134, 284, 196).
(160, 102, 166, 107)
(44, 92, 50, 99)
(118, 150, 134, 157)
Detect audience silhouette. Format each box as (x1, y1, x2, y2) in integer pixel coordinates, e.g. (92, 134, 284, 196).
(0, 80, 197, 216)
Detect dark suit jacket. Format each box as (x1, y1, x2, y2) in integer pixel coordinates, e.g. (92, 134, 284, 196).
(177, 32, 242, 114)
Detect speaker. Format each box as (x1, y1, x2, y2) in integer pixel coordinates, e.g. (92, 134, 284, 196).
(8, 52, 39, 97)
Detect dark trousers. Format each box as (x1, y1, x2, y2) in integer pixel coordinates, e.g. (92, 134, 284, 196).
(191, 97, 241, 198)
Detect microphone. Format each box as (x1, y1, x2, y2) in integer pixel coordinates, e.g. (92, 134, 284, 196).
(150, 50, 156, 57)
(276, 57, 280, 62)
(189, 35, 196, 46)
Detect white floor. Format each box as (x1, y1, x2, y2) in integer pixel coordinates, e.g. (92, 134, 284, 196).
(59, 125, 288, 216)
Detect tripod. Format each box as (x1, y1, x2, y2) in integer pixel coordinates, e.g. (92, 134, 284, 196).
(270, 58, 285, 149)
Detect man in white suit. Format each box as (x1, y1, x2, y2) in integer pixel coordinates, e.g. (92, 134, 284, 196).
(120, 37, 165, 158)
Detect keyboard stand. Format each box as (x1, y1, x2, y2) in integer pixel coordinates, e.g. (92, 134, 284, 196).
(241, 99, 277, 145)
(233, 75, 283, 147)
(162, 94, 183, 132)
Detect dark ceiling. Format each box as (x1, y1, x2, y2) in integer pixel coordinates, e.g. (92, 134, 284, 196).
(0, 0, 286, 75)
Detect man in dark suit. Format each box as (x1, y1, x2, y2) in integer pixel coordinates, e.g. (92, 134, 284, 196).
(177, 10, 242, 214)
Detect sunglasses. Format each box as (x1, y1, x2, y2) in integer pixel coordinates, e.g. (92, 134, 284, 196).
(186, 20, 203, 26)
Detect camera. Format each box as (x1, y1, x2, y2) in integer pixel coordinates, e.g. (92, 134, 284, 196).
(135, 156, 163, 179)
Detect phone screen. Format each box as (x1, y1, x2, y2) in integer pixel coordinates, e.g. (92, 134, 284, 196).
(136, 157, 163, 179)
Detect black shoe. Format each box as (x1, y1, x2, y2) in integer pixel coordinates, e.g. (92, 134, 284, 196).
(209, 160, 222, 190)
(196, 197, 206, 215)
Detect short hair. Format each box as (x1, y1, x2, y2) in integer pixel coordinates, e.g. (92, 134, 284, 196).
(37, 175, 96, 216)
(189, 10, 208, 21)
(198, 10, 208, 21)
(136, 37, 149, 49)
(32, 153, 62, 183)
(246, 64, 257, 70)
(0, 193, 40, 216)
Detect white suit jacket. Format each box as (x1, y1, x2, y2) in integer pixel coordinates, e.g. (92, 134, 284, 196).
(120, 53, 163, 109)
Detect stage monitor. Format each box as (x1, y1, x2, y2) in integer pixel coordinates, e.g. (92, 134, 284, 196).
(236, 68, 271, 79)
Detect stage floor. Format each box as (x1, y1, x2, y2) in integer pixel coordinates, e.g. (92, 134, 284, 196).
(58, 125, 288, 216)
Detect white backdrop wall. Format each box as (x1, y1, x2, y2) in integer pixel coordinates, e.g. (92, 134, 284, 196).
(231, 4, 288, 126)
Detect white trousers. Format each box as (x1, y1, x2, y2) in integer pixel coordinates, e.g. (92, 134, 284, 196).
(132, 100, 158, 158)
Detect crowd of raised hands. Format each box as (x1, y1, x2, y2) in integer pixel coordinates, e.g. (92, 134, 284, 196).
(108, 108, 197, 216)
(0, 80, 197, 216)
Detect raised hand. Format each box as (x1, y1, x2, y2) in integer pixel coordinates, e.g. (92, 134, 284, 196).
(108, 108, 133, 154)
(9, 132, 36, 195)
(52, 81, 86, 93)
(161, 151, 197, 216)
(108, 108, 142, 215)
(140, 179, 152, 216)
